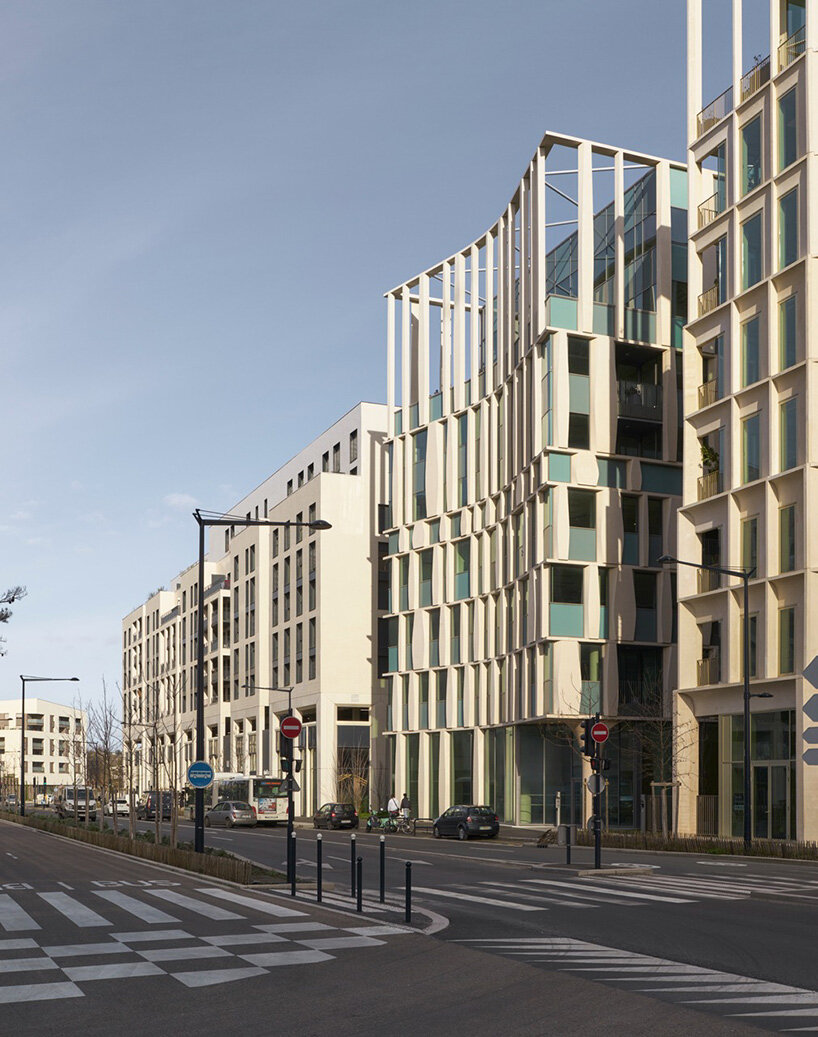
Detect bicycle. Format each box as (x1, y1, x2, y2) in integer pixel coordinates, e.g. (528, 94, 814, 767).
(394, 815, 413, 835)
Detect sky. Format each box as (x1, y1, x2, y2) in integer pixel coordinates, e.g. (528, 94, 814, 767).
(1, 0, 770, 709)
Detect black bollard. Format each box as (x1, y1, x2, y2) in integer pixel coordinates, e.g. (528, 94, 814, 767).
(290, 831, 297, 897)
(405, 861, 412, 925)
(356, 856, 363, 913)
(350, 833, 357, 896)
(379, 835, 386, 904)
(316, 833, 323, 903)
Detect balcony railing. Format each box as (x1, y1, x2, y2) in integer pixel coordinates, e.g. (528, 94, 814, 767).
(697, 85, 733, 137)
(779, 26, 806, 71)
(697, 469, 722, 500)
(617, 380, 663, 420)
(698, 380, 718, 409)
(697, 654, 720, 686)
(698, 191, 724, 229)
(739, 54, 770, 103)
(697, 566, 721, 593)
(699, 283, 721, 316)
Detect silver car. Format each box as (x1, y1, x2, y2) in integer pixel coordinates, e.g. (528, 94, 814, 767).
(204, 800, 257, 828)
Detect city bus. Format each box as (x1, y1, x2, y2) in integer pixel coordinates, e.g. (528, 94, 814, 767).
(217, 776, 289, 824)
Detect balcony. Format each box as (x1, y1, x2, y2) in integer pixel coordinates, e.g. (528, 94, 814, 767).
(698, 191, 724, 229)
(739, 54, 770, 103)
(697, 654, 720, 686)
(698, 283, 721, 317)
(697, 567, 721, 593)
(778, 26, 805, 71)
(697, 85, 733, 137)
(697, 470, 722, 500)
(698, 380, 718, 409)
(617, 380, 663, 421)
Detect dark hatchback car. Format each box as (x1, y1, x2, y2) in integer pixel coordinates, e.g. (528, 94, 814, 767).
(433, 805, 500, 840)
(138, 791, 174, 821)
(312, 803, 359, 830)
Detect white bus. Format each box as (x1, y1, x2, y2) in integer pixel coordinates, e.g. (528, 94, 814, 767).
(217, 776, 289, 825)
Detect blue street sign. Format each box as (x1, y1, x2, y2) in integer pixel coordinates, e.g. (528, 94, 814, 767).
(187, 761, 215, 789)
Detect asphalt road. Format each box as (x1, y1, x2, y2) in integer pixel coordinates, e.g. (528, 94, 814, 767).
(8, 816, 818, 1033)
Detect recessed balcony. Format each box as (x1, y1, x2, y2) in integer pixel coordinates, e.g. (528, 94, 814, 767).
(698, 380, 718, 409)
(778, 26, 805, 71)
(697, 85, 733, 137)
(698, 191, 725, 229)
(697, 567, 721, 593)
(697, 654, 720, 686)
(739, 54, 770, 103)
(617, 380, 663, 421)
(698, 283, 721, 317)
(697, 470, 722, 500)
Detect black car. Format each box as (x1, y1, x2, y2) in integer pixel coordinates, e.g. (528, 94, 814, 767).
(433, 805, 500, 840)
(138, 791, 174, 821)
(312, 803, 359, 829)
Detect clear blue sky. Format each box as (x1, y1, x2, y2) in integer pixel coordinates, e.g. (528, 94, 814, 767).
(2, 1, 769, 708)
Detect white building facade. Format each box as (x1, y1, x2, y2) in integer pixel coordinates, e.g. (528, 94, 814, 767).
(381, 132, 687, 826)
(0, 697, 87, 800)
(122, 402, 389, 813)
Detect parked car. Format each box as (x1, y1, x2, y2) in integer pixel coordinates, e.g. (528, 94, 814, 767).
(55, 786, 97, 821)
(433, 805, 499, 841)
(105, 796, 130, 817)
(4, 795, 17, 809)
(138, 791, 173, 821)
(312, 803, 359, 830)
(205, 801, 257, 828)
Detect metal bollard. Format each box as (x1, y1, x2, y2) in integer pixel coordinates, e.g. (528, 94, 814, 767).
(316, 833, 323, 903)
(290, 831, 297, 897)
(350, 833, 357, 897)
(356, 857, 363, 913)
(379, 835, 386, 904)
(405, 861, 412, 925)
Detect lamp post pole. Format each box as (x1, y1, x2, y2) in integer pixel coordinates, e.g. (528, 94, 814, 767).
(659, 555, 767, 850)
(18, 676, 79, 817)
(193, 510, 330, 854)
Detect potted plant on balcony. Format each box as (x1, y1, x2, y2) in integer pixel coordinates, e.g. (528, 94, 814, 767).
(700, 441, 719, 473)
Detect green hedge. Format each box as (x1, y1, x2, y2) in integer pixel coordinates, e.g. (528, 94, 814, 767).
(575, 827, 818, 860)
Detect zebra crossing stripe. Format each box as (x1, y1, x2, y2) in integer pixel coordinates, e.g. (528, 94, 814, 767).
(0, 957, 60, 974)
(195, 888, 304, 918)
(0, 894, 40, 931)
(172, 966, 267, 988)
(413, 887, 545, 911)
(0, 981, 83, 1003)
(477, 883, 593, 908)
(525, 879, 691, 904)
(37, 893, 109, 928)
(94, 890, 179, 924)
(62, 962, 164, 982)
(144, 889, 243, 920)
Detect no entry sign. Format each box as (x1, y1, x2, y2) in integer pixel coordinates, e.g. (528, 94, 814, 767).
(591, 721, 609, 744)
(280, 716, 302, 740)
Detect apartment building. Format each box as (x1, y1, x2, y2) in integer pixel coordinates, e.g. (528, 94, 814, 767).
(380, 132, 687, 827)
(679, 0, 816, 840)
(122, 402, 389, 813)
(0, 698, 87, 799)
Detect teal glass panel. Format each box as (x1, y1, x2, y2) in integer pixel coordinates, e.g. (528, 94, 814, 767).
(597, 458, 627, 487)
(394, 411, 403, 435)
(779, 190, 798, 269)
(580, 681, 601, 714)
(429, 392, 443, 420)
(741, 117, 763, 195)
(741, 317, 760, 386)
(593, 304, 614, 335)
(779, 89, 797, 170)
(624, 308, 656, 343)
(672, 243, 687, 281)
(549, 603, 584, 637)
(672, 317, 685, 349)
(742, 414, 760, 482)
(409, 403, 419, 429)
(634, 608, 657, 641)
(622, 532, 639, 566)
(779, 295, 797, 370)
(568, 527, 596, 561)
(780, 398, 797, 471)
(549, 453, 571, 482)
(569, 374, 590, 414)
(455, 571, 470, 600)
(640, 463, 682, 495)
(388, 531, 400, 554)
(669, 168, 688, 208)
(742, 213, 763, 289)
(598, 606, 608, 639)
(546, 296, 578, 330)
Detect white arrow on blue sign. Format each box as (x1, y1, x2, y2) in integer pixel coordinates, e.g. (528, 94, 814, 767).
(804, 749, 818, 766)
(804, 657, 818, 692)
(187, 761, 215, 789)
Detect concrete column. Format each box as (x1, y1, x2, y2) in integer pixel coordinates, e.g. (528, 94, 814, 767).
(441, 260, 452, 414)
(533, 148, 546, 339)
(614, 150, 625, 340)
(401, 285, 411, 429)
(387, 292, 395, 414)
(732, 0, 743, 100)
(418, 274, 431, 424)
(687, 0, 703, 146)
(453, 252, 466, 411)
(577, 141, 594, 331)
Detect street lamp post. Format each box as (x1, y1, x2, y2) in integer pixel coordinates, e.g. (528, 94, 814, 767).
(19, 675, 79, 817)
(659, 554, 769, 850)
(192, 509, 330, 854)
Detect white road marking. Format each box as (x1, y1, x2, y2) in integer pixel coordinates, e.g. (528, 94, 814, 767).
(413, 887, 544, 911)
(202, 933, 288, 946)
(697, 861, 748, 867)
(138, 945, 232, 963)
(56, 883, 74, 890)
(145, 889, 243, 920)
(295, 935, 385, 950)
(5, 853, 18, 860)
(43, 943, 131, 958)
(254, 922, 334, 933)
(38, 893, 110, 928)
(63, 962, 164, 982)
(111, 930, 193, 943)
(530, 879, 691, 904)
(0, 981, 83, 1003)
(0, 957, 60, 974)
(195, 887, 304, 918)
(94, 890, 179, 924)
(0, 939, 38, 950)
(172, 966, 267, 987)
(239, 950, 334, 967)
(342, 925, 412, 936)
(0, 894, 40, 931)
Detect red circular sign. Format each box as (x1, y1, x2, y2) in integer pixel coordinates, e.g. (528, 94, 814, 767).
(591, 722, 609, 744)
(280, 716, 302, 740)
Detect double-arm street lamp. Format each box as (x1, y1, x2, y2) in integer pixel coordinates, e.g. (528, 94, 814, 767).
(19, 675, 79, 817)
(193, 509, 330, 854)
(659, 555, 770, 850)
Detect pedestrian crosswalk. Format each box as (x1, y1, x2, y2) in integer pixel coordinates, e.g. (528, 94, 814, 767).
(452, 935, 818, 1032)
(0, 884, 413, 1003)
(411, 870, 818, 915)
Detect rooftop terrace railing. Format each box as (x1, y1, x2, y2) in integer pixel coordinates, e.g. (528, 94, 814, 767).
(697, 86, 733, 137)
(779, 26, 806, 71)
(740, 54, 770, 103)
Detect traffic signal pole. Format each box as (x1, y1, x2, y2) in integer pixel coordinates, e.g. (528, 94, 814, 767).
(593, 739, 602, 870)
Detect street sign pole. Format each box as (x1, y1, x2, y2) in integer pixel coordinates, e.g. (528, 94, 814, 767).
(594, 738, 602, 870)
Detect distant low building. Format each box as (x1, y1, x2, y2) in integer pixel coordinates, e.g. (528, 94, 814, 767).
(0, 698, 87, 800)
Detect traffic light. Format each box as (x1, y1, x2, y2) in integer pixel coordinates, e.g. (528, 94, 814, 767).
(579, 718, 594, 757)
(590, 756, 611, 772)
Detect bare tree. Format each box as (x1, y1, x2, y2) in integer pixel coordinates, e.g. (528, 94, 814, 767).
(0, 586, 26, 657)
(87, 679, 123, 835)
(333, 746, 369, 811)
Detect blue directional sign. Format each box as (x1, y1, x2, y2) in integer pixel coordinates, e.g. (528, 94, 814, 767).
(187, 761, 215, 789)
(804, 749, 818, 766)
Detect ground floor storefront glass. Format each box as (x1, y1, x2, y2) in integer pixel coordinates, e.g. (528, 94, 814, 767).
(724, 710, 795, 840)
